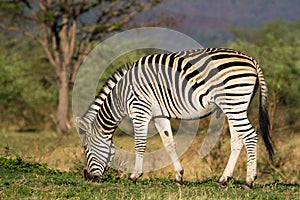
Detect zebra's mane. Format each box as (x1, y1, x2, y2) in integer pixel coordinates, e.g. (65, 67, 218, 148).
(82, 62, 134, 122)
(95, 63, 132, 105)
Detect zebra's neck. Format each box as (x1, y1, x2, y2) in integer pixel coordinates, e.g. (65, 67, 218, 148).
(92, 91, 123, 134)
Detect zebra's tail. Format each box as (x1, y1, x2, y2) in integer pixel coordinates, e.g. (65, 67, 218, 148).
(257, 65, 274, 162)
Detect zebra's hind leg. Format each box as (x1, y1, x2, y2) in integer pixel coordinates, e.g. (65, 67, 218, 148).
(240, 119, 258, 189)
(218, 120, 243, 186)
(221, 115, 258, 189)
(154, 117, 184, 186)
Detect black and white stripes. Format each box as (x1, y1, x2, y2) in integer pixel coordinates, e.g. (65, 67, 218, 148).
(76, 48, 273, 188)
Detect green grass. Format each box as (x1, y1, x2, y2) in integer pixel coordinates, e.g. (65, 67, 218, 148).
(0, 157, 299, 200)
(0, 130, 299, 199)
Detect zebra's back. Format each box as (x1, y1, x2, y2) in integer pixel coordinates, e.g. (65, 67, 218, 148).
(121, 48, 260, 119)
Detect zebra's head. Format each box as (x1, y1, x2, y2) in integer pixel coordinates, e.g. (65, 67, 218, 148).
(76, 117, 115, 182)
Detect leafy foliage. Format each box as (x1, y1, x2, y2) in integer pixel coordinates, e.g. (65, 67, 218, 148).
(0, 35, 57, 131)
(229, 20, 300, 132)
(0, 156, 54, 174)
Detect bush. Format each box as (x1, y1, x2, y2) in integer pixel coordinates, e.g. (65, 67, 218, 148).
(0, 35, 57, 131)
(228, 20, 300, 134)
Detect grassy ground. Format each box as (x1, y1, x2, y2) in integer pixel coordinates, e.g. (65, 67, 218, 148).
(0, 156, 299, 199)
(0, 129, 299, 199)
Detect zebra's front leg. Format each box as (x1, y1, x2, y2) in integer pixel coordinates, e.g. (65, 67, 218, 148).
(154, 118, 184, 185)
(129, 118, 149, 183)
(129, 152, 144, 183)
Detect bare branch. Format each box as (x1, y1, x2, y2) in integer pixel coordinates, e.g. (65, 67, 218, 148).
(71, 40, 93, 84)
(40, 24, 57, 69)
(20, 0, 40, 20)
(37, 0, 48, 11)
(0, 23, 42, 43)
(87, 0, 162, 40)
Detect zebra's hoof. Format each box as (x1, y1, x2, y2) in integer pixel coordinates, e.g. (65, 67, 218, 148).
(129, 178, 138, 184)
(128, 176, 138, 184)
(214, 182, 227, 189)
(174, 169, 184, 186)
(241, 183, 252, 190)
(242, 180, 253, 190)
(216, 176, 232, 188)
(174, 179, 184, 187)
(129, 173, 143, 184)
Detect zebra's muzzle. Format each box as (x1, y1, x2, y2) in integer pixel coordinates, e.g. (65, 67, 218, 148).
(84, 169, 101, 182)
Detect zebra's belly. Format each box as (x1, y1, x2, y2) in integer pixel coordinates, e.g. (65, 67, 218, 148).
(151, 101, 216, 120)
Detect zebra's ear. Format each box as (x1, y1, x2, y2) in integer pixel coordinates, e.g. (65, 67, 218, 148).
(76, 117, 90, 133)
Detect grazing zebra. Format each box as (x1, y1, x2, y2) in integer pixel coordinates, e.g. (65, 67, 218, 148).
(76, 48, 274, 189)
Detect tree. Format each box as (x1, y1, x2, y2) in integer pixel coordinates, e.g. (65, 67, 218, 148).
(0, 0, 162, 134)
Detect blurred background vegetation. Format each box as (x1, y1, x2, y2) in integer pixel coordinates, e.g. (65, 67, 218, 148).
(0, 0, 299, 183)
(0, 36, 57, 131)
(1, 20, 299, 135)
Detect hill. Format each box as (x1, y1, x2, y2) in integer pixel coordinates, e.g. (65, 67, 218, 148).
(135, 0, 300, 45)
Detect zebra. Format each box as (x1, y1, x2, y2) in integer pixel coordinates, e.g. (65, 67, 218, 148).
(76, 48, 274, 189)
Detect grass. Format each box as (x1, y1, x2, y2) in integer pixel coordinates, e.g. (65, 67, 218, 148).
(0, 129, 299, 199)
(0, 156, 299, 199)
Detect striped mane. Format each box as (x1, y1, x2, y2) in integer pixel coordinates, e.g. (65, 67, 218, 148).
(95, 66, 128, 105)
(82, 64, 131, 122)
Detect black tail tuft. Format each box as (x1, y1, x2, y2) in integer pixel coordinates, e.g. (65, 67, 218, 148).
(259, 96, 274, 162)
(256, 64, 274, 162)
